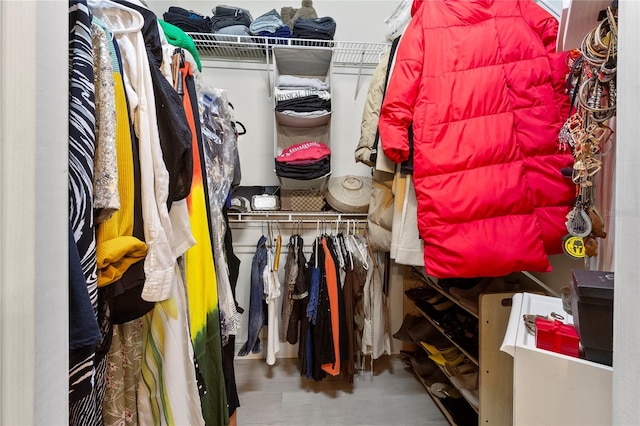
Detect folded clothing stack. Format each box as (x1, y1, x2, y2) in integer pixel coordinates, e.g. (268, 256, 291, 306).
(211, 5, 253, 33)
(249, 9, 288, 35)
(292, 16, 336, 40)
(275, 141, 330, 180)
(163, 6, 212, 33)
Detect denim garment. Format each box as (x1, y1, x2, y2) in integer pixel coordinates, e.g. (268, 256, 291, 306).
(250, 9, 285, 34)
(237, 235, 268, 356)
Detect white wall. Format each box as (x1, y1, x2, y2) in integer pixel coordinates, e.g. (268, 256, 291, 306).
(0, 1, 68, 425)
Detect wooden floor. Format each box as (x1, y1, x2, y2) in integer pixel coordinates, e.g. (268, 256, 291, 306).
(234, 355, 449, 426)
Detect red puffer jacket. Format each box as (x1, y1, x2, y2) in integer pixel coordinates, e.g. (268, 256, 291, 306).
(379, 0, 574, 278)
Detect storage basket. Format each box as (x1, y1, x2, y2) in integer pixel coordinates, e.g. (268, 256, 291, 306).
(281, 189, 325, 211)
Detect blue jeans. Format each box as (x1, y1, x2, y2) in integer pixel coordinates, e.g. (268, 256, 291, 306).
(237, 235, 268, 356)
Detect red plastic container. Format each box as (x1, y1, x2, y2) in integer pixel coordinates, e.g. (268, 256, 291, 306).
(535, 318, 580, 358)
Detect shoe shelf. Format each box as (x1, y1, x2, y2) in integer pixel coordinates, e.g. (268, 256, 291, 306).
(412, 303, 479, 366)
(404, 267, 518, 425)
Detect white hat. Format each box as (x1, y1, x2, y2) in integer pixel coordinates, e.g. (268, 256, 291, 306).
(325, 175, 372, 213)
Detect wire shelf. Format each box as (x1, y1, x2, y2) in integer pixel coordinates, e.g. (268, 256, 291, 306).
(188, 33, 388, 68)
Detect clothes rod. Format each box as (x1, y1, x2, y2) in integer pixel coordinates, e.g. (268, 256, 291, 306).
(227, 212, 368, 223)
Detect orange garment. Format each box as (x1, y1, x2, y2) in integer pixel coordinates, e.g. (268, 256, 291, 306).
(321, 236, 340, 376)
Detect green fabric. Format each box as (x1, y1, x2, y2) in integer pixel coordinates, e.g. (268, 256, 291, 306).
(159, 19, 202, 72)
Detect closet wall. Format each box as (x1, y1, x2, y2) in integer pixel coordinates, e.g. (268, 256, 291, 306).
(147, 0, 406, 357)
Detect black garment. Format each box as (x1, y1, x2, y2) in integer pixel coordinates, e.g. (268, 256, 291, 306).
(275, 95, 331, 113)
(312, 237, 334, 378)
(115, 0, 193, 206)
(287, 236, 309, 344)
(275, 158, 330, 180)
(69, 220, 101, 403)
(292, 17, 337, 40)
(164, 12, 212, 32)
(211, 16, 253, 32)
(221, 207, 241, 416)
(213, 5, 253, 17)
(210, 5, 253, 32)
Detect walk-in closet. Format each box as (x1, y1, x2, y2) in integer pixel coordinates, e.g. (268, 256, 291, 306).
(1, 0, 638, 425)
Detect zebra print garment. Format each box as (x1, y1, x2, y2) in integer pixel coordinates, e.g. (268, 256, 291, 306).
(69, 1, 104, 424)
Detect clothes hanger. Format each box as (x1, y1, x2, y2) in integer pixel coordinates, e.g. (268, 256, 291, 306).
(88, 0, 144, 34)
(273, 220, 282, 271)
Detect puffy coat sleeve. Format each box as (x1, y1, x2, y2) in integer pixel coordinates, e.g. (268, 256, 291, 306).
(378, 15, 424, 164)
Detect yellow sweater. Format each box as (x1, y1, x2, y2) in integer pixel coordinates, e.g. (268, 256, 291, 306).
(96, 67, 147, 287)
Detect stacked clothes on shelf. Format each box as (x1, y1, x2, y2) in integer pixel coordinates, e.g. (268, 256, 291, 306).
(275, 73, 332, 180)
(210, 5, 253, 35)
(275, 75, 331, 112)
(275, 141, 330, 180)
(292, 16, 336, 40)
(163, 6, 212, 33)
(249, 9, 291, 40)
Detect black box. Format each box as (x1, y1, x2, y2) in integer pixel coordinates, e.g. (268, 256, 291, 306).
(570, 270, 614, 366)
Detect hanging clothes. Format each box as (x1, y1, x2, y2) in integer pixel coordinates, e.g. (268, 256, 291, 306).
(287, 235, 309, 345)
(264, 239, 282, 365)
(181, 60, 229, 426)
(221, 207, 241, 417)
(91, 21, 120, 224)
(68, 2, 105, 425)
(197, 83, 240, 339)
(238, 236, 268, 356)
(280, 235, 299, 342)
(341, 251, 366, 383)
(320, 236, 340, 376)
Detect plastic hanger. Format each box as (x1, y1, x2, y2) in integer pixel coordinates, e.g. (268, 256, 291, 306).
(88, 0, 144, 34)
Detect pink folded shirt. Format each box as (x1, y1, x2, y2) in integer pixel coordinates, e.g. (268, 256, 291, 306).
(276, 141, 331, 163)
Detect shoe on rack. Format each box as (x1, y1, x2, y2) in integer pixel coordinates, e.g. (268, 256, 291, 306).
(405, 286, 440, 303)
(393, 314, 423, 342)
(436, 277, 484, 292)
(420, 341, 458, 358)
(458, 278, 508, 315)
(423, 368, 449, 387)
(406, 318, 441, 345)
(444, 362, 478, 390)
(414, 298, 455, 322)
(431, 382, 462, 399)
(427, 350, 466, 368)
(400, 350, 417, 367)
(409, 355, 439, 378)
(448, 277, 493, 301)
(449, 379, 479, 410)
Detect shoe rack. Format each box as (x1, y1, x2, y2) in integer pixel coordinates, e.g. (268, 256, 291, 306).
(402, 267, 520, 426)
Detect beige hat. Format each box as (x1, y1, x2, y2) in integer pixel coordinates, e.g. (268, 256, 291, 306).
(325, 175, 372, 213)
